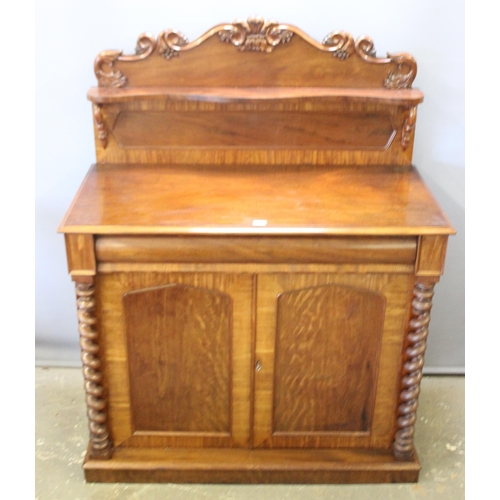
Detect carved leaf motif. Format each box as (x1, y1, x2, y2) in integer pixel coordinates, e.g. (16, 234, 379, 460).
(218, 31, 233, 43)
(94, 50, 128, 88)
(401, 107, 417, 150)
(158, 31, 189, 60)
(92, 23, 417, 89)
(323, 31, 354, 60)
(355, 36, 378, 59)
(93, 33, 156, 87)
(384, 54, 417, 90)
(354, 37, 417, 89)
(248, 17, 264, 34)
(218, 17, 293, 53)
(92, 104, 108, 149)
(276, 30, 293, 44)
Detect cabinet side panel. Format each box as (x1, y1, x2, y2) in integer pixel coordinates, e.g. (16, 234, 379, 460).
(65, 234, 96, 276)
(416, 235, 448, 277)
(124, 284, 231, 434)
(274, 285, 385, 433)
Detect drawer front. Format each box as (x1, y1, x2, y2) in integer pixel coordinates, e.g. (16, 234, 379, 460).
(95, 235, 417, 264)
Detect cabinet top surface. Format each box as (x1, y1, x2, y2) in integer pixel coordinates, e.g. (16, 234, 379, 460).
(59, 164, 454, 236)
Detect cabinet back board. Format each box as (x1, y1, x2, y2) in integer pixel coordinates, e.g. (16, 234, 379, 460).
(88, 17, 423, 166)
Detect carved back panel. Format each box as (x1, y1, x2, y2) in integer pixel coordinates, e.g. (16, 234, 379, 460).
(88, 17, 422, 166)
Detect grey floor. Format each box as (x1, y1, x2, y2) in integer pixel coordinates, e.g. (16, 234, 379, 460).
(35, 368, 464, 500)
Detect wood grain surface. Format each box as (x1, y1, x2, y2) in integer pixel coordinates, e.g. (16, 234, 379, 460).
(416, 235, 449, 276)
(96, 263, 416, 275)
(88, 93, 421, 165)
(87, 86, 424, 105)
(273, 284, 385, 434)
(95, 236, 417, 264)
(96, 272, 253, 449)
(88, 20, 423, 166)
(124, 284, 232, 434)
(65, 234, 96, 276)
(111, 110, 396, 150)
(253, 272, 414, 449)
(83, 446, 420, 483)
(59, 165, 454, 236)
(95, 30, 414, 89)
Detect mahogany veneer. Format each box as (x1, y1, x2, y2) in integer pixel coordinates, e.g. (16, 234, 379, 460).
(59, 17, 454, 484)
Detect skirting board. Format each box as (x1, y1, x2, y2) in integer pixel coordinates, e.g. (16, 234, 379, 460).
(83, 447, 421, 484)
(35, 355, 465, 375)
(422, 366, 465, 375)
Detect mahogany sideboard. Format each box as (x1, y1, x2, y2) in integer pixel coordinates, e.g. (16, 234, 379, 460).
(59, 18, 455, 484)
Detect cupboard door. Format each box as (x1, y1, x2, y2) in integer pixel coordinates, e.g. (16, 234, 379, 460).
(253, 273, 413, 449)
(96, 272, 253, 448)
(125, 284, 232, 433)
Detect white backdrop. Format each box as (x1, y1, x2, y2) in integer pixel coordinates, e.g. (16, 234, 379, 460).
(35, 0, 465, 372)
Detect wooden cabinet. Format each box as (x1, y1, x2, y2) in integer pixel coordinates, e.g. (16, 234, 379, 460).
(59, 18, 454, 484)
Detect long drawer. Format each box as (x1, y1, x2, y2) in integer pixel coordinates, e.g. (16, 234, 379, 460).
(95, 236, 417, 264)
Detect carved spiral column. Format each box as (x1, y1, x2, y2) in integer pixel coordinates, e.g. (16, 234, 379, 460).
(394, 279, 436, 460)
(75, 281, 113, 459)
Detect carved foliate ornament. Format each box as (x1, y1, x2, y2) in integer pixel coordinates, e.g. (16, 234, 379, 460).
(158, 31, 189, 59)
(355, 36, 417, 89)
(92, 20, 417, 90)
(94, 33, 157, 87)
(322, 31, 354, 60)
(94, 50, 128, 88)
(218, 17, 293, 52)
(401, 107, 417, 150)
(92, 104, 108, 149)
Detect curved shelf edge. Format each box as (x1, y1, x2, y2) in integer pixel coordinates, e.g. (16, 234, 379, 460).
(87, 86, 424, 105)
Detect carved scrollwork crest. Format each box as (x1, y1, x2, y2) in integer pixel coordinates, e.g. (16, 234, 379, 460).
(158, 30, 189, 59)
(94, 50, 128, 88)
(218, 17, 293, 52)
(384, 53, 418, 90)
(354, 36, 417, 89)
(322, 31, 354, 60)
(92, 21, 417, 89)
(94, 33, 156, 87)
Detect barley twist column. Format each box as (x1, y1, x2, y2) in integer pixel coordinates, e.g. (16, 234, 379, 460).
(76, 281, 113, 459)
(394, 279, 435, 460)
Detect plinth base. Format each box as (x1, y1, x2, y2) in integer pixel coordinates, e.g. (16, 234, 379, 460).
(83, 447, 420, 484)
